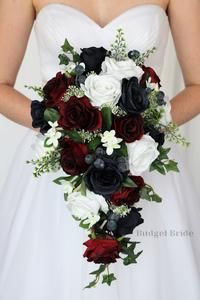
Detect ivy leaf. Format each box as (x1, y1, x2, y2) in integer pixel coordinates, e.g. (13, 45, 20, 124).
(58, 53, 70, 66)
(165, 160, 179, 172)
(102, 273, 117, 286)
(122, 176, 137, 188)
(140, 185, 162, 202)
(84, 279, 97, 289)
(101, 107, 112, 131)
(89, 264, 106, 275)
(44, 108, 60, 122)
(61, 38, 74, 53)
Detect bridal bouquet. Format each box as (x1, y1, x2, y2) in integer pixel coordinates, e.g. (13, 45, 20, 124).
(27, 28, 188, 288)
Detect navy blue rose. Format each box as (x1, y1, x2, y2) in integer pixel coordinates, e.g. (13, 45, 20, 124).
(84, 157, 124, 196)
(31, 100, 50, 134)
(80, 47, 107, 74)
(116, 207, 144, 236)
(118, 77, 149, 114)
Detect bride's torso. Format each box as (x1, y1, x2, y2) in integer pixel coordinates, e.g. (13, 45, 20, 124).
(33, 1, 170, 84)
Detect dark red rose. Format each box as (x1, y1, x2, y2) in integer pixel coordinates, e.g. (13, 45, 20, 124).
(83, 237, 121, 264)
(58, 96, 102, 131)
(60, 138, 89, 175)
(43, 72, 74, 108)
(110, 176, 145, 206)
(140, 66, 161, 88)
(131, 176, 145, 189)
(113, 114, 144, 143)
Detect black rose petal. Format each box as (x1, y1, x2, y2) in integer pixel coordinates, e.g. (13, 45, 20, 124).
(31, 100, 50, 134)
(118, 77, 149, 114)
(80, 47, 107, 74)
(144, 124, 165, 146)
(116, 207, 144, 236)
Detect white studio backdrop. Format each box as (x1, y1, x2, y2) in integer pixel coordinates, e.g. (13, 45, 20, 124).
(0, 26, 199, 195)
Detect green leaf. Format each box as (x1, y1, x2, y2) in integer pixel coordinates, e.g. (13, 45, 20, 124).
(165, 160, 179, 172)
(102, 273, 117, 286)
(44, 108, 60, 122)
(89, 264, 106, 275)
(122, 176, 137, 188)
(101, 107, 112, 131)
(88, 136, 102, 151)
(73, 53, 80, 63)
(64, 193, 68, 201)
(58, 53, 70, 65)
(61, 38, 74, 53)
(65, 130, 83, 143)
(80, 179, 86, 196)
(79, 219, 90, 229)
(53, 176, 74, 185)
(115, 143, 128, 156)
(123, 250, 143, 266)
(84, 279, 97, 289)
(140, 185, 162, 202)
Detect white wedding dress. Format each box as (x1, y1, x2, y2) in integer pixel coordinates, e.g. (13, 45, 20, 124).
(0, 4, 200, 300)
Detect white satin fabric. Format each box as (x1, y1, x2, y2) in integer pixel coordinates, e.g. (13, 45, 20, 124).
(0, 4, 200, 300)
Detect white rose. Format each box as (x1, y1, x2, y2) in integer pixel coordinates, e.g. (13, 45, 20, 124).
(66, 190, 108, 224)
(127, 135, 159, 175)
(101, 57, 144, 80)
(81, 74, 121, 107)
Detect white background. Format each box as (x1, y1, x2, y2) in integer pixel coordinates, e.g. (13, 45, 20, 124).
(0, 27, 199, 194)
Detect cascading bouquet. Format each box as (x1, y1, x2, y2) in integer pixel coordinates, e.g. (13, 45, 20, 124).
(26, 28, 188, 288)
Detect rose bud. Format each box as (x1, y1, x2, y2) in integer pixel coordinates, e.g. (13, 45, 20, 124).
(83, 237, 121, 264)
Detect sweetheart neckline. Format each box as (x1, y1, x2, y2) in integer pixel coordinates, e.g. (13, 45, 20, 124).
(34, 3, 168, 29)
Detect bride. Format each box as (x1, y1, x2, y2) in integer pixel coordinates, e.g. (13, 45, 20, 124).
(0, 0, 200, 299)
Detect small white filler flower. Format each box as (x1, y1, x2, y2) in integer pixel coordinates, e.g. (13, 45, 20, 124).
(45, 121, 62, 148)
(101, 130, 122, 155)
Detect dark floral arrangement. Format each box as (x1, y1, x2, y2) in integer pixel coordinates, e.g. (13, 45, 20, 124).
(26, 28, 188, 288)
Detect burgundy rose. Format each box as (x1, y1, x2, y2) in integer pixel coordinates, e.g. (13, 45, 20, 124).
(113, 114, 144, 143)
(131, 176, 145, 189)
(110, 176, 145, 206)
(140, 66, 161, 88)
(60, 138, 89, 175)
(58, 96, 102, 131)
(83, 237, 121, 264)
(43, 72, 74, 108)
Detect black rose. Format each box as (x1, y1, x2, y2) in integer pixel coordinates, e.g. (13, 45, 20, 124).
(31, 100, 50, 134)
(84, 157, 124, 196)
(116, 207, 144, 236)
(80, 47, 107, 74)
(118, 77, 149, 114)
(144, 124, 165, 146)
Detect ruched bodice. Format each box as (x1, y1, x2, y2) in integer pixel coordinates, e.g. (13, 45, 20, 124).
(34, 4, 169, 84)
